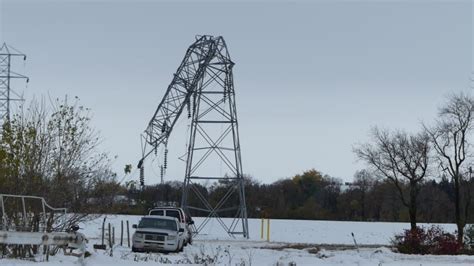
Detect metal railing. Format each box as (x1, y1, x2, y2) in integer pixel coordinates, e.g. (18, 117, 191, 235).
(0, 194, 67, 232)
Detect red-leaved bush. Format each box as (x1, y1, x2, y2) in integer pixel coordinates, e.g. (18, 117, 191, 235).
(392, 226, 461, 255)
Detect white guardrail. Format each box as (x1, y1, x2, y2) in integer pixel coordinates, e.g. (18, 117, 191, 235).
(0, 230, 87, 265)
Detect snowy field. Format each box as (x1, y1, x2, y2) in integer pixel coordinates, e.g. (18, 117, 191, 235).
(81, 215, 458, 245)
(2, 215, 474, 265)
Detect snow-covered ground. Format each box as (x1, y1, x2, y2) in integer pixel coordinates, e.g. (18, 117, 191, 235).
(81, 215, 459, 245)
(1, 215, 473, 265)
(5, 241, 474, 266)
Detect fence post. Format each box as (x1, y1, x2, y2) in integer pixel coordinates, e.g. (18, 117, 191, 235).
(120, 220, 124, 246)
(126, 220, 130, 248)
(108, 223, 112, 248)
(266, 219, 270, 242)
(101, 217, 106, 246)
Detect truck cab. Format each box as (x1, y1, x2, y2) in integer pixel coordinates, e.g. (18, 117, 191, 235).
(148, 207, 194, 245)
(132, 215, 185, 252)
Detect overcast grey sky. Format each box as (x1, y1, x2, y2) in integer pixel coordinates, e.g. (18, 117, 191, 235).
(0, 0, 473, 184)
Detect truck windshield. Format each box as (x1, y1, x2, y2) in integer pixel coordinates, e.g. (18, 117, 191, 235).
(138, 218, 177, 231)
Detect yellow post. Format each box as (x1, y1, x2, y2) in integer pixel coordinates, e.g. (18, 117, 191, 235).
(266, 218, 270, 242)
(260, 218, 264, 240)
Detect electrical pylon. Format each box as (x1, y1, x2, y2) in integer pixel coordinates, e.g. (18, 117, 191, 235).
(0, 42, 28, 127)
(138, 35, 248, 238)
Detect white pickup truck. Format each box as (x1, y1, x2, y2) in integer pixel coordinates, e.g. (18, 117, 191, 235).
(131, 215, 186, 252)
(148, 207, 194, 245)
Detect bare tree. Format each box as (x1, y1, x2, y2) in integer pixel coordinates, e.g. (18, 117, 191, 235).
(424, 92, 474, 245)
(354, 128, 430, 230)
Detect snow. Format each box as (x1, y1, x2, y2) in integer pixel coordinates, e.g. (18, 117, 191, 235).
(3, 241, 474, 266)
(80, 215, 458, 245)
(0, 215, 471, 265)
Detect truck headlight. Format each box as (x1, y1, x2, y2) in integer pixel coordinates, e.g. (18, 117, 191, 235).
(135, 233, 143, 239)
(167, 235, 176, 240)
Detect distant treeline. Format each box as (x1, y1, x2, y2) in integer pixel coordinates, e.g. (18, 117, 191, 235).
(109, 169, 462, 224)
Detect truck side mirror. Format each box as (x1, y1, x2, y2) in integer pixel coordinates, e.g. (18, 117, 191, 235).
(132, 224, 137, 229)
(179, 228, 184, 233)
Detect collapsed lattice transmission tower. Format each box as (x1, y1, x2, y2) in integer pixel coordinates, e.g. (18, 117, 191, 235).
(0, 43, 28, 127)
(138, 35, 249, 238)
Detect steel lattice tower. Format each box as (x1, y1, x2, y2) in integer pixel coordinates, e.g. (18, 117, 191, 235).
(0, 43, 28, 126)
(138, 35, 248, 238)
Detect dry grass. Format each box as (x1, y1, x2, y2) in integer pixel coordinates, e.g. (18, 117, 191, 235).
(259, 243, 391, 254)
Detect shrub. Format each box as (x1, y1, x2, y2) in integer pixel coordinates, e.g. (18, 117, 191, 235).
(426, 226, 460, 254)
(392, 227, 429, 254)
(392, 226, 461, 255)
